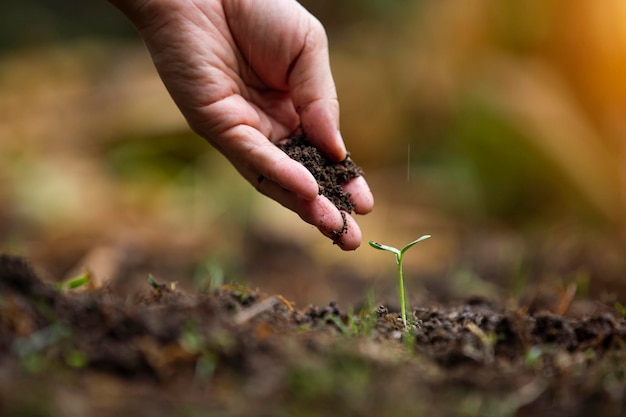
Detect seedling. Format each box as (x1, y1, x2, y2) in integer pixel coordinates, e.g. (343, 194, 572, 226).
(369, 235, 431, 327)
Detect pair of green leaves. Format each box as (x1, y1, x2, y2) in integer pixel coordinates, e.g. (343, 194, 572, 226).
(369, 235, 431, 328)
(369, 235, 431, 264)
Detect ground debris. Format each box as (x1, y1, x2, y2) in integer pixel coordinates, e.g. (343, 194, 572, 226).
(0, 254, 625, 417)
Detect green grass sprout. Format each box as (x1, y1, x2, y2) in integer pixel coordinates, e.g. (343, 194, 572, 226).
(614, 301, 626, 319)
(147, 273, 159, 289)
(369, 235, 431, 328)
(55, 273, 90, 292)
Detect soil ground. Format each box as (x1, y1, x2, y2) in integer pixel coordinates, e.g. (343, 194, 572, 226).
(1, 254, 625, 417)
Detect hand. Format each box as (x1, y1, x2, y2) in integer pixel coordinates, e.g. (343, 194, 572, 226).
(109, 0, 374, 249)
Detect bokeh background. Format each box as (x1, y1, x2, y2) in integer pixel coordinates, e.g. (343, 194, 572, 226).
(1, 0, 626, 309)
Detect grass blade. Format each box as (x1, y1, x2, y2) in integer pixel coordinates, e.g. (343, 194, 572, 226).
(56, 273, 90, 291)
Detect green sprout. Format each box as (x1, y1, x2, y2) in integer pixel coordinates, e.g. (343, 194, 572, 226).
(55, 273, 90, 292)
(369, 235, 431, 327)
(147, 273, 159, 289)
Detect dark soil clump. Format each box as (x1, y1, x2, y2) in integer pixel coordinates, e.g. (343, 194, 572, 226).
(277, 132, 364, 212)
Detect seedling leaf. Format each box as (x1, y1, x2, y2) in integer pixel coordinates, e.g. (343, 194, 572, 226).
(400, 235, 431, 256)
(368, 241, 401, 257)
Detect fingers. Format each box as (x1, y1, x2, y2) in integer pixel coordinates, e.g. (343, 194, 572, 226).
(343, 176, 375, 215)
(328, 213, 361, 250)
(215, 121, 370, 250)
(198, 98, 367, 250)
(254, 177, 362, 250)
(213, 121, 319, 201)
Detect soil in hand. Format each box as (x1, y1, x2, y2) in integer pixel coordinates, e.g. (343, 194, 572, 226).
(277, 131, 364, 213)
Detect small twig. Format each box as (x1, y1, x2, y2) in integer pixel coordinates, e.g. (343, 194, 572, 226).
(234, 296, 279, 325)
(276, 294, 295, 312)
(466, 322, 496, 363)
(555, 282, 577, 315)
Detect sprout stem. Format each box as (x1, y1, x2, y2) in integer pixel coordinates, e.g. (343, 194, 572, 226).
(397, 253, 407, 325)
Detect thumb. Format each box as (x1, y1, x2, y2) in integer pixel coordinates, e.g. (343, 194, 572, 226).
(288, 18, 347, 162)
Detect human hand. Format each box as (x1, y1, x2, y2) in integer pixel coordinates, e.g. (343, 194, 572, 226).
(108, 0, 374, 249)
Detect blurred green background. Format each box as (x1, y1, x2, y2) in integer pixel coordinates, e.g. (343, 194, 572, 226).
(1, 0, 626, 308)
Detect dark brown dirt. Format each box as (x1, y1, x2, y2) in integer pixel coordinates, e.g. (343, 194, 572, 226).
(1, 254, 625, 417)
(277, 131, 364, 213)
